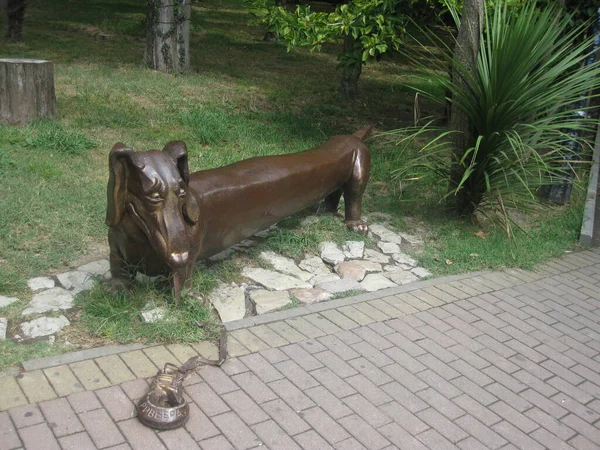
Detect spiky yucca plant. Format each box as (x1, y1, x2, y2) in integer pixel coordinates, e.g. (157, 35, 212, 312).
(392, 1, 600, 232)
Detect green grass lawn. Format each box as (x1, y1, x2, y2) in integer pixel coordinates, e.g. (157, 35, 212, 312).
(0, 0, 587, 369)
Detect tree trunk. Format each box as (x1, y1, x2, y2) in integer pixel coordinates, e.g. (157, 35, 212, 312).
(145, 0, 190, 73)
(448, 0, 485, 216)
(340, 34, 362, 98)
(4, 0, 26, 42)
(0, 58, 58, 125)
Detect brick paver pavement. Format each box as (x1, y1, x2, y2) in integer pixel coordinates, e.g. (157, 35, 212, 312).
(1, 249, 600, 449)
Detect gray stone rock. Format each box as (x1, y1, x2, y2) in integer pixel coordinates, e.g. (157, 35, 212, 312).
(384, 270, 419, 285)
(27, 276, 55, 292)
(22, 288, 74, 316)
(412, 267, 432, 278)
(363, 249, 391, 264)
(255, 225, 278, 238)
(231, 239, 255, 252)
(299, 254, 331, 276)
(369, 224, 402, 245)
(383, 264, 403, 272)
(209, 248, 235, 262)
(78, 259, 111, 279)
(309, 273, 340, 286)
(335, 261, 367, 281)
(360, 274, 397, 292)
(343, 241, 365, 259)
(259, 251, 312, 282)
(250, 290, 291, 314)
(242, 268, 311, 291)
(0, 296, 18, 309)
(377, 241, 401, 254)
(392, 252, 417, 267)
(300, 216, 320, 227)
(289, 288, 332, 304)
(0, 318, 6, 340)
(319, 242, 345, 265)
(56, 270, 95, 293)
(20, 315, 70, 339)
(208, 283, 246, 323)
(353, 260, 383, 273)
(316, 278, 364, 294)
(141, 308, 166, 323)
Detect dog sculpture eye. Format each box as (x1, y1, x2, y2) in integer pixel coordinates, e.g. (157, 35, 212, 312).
(147, 192, 163, 203)
(178, 188, 186, 197)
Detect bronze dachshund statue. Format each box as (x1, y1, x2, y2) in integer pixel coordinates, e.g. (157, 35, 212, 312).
(106, 127, 371, 301)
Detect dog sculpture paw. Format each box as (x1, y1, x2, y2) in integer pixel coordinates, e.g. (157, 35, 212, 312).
(346, 220, 369, 235)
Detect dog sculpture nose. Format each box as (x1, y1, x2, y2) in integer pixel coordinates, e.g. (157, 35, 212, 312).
(169, 251, 189, 267)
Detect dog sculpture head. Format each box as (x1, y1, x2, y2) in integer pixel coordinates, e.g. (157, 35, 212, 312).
(106, 141, 200, 268)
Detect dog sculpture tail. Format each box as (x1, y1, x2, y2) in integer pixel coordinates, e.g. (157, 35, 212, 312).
(353, 126, 373, 142)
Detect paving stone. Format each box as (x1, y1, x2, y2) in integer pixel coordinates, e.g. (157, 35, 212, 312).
(378, 422, 429, 450)
(184, 402, 219, 442)
(343, 241, 365, 259)
(301, 406, 350, 444)
(58, 431, 97, 450)
(335, 261, 367, 281)
(186, 383, 230, 417)
(0, 296, 19, 309)
(67, 391, 101, 414)
(143, 346, 179, 369)
(369, 224, 402, 245)
(56, 270, 95, 294)
(242, 267, 311, 290)
(96, 386, 136, 422)
(230, 329, 269, 353)
(0, 318, 6, 340)
(38, 397, 84, 437)
(118, 418, 167, 449)
(120, 350, 159, 379)
(17, 423, 60, 450)
(198, 435, 234, 450)
(211, 411, 261, 449)
(208, 283, 246, 323)
(260, 251, 312, 281)
(79, 408, 125, 448)
(252, 420, 302, 450)
(363, 249, 391, 264)
(120, 379, 150, 402)
(317, 277, 364, 294)
(299, 254, 332, 276)
(417, 407, 468, 443)
(21, 288, 74, 315)
(0, 410, 21, 449)
(157, 427, 201, 450)
(16, 370, 56, 404)
(42, 365, 84, 397)
(289, 288, 332, 304)
(249, 289, 291, 314)
(338, 414, 390, 450)
(319, 242, 346, 265)
(20, 315, 70, 339)
(95, 355, 136, 385)
(69, 360, 111, 391)
(8, 404, 44, 429)
(268, 378, 315, 411)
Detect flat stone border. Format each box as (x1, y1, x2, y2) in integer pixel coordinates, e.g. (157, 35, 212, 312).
(580, 120, 600, 246)
(21, 343, 146, 372)
(224, 270, 493, 331)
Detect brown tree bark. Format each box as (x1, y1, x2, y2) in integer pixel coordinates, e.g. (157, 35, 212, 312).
(145, 0, 191, 73)
(448, 0, 485, 216)
(4, 0, 27, 42)
(340, 34, 362, 98)
(0, 59, 58, 124)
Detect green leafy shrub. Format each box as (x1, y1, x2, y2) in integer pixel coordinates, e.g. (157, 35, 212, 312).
(392, 1, 600, 231)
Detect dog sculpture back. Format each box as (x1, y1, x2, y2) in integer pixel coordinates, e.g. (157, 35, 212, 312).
(106, 127, 371, 300)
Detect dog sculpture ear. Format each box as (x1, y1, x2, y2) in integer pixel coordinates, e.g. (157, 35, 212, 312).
(162, 141, 189, 185)
(162, 141, 200, 225)
(106, 143, 135, 227)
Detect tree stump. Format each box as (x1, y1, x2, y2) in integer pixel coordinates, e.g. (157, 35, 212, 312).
(0, 59, 58, 125)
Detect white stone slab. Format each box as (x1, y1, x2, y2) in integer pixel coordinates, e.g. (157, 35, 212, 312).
(384, 271, 419, 285)
(316, 278, 364, 294)
(21, 315, 70, 339)
(392, 252, 417, 267)
(78, 259, 111, 278)
(27, 276, 55, 292)
(288, 288, 332, 304)
(363, 249, 391, 264)
(0, 318, 6, 340)
(335, 261, 367, 281)
(208, 283, 247, 323)
(377, 241, 401, 254)
(319, 242, 345, 265)
(299, 254, 331, 276)
(141, 308, 166, 323)
(242, 268, 311, 291)
(250, 290, 291, 314)
(260, 251, 312, 281)
(360, 274, 397, 292)
(22, 288, 74, 315)
(0, 296, 19, 309)
(412, 267, 432, 278)
(369, 224, 402, 245)
(343, 241, 365, 259)
(56, 270, 95, 293)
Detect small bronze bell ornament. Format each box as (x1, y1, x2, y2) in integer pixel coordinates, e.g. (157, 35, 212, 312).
(137, 325, 227, 430)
